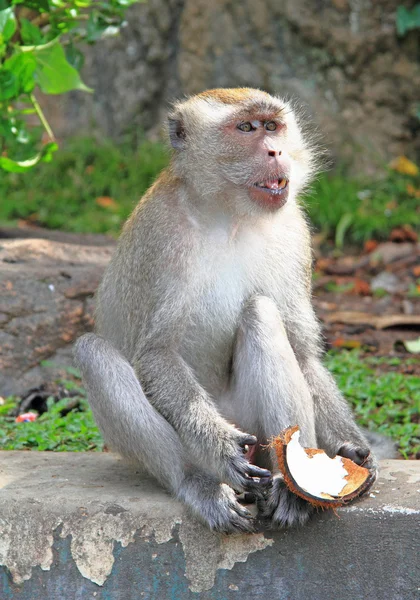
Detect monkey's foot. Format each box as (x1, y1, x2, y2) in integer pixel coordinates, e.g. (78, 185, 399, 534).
(257, 475, 314, 528)
(179, 476, 256, 534)
(337, 441, 378, 494)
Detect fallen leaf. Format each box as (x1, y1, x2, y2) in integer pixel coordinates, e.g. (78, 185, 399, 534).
(385, 200, 398, 210)
(406, 184, 420, 199)
(323, 311, 420, 329)
(399, 337, 420, 353)
(351, 278, 371, 296)
(364, 239, 379, 253)
(412, 265, 420, 277)
(315, 257, 333, 273)
(389, 225, 418, 243)
(332, 338, 362, 349)
(95, 196, 119, 210)
(389, 156, 419, 176)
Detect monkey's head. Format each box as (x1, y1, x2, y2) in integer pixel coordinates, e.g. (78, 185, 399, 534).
(168, 88, 318, 214)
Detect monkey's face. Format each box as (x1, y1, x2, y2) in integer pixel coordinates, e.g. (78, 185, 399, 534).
(169, 89, 316, 214)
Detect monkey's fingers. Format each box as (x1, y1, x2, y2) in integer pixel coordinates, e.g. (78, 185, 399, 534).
(245, 464, 272, 480)
(337, 442, 370, 465)
(337, 442, 378, 494)
(239, 435, 258, 449)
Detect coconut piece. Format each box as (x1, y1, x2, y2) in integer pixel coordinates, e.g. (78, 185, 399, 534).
(273, 425, 373, 508)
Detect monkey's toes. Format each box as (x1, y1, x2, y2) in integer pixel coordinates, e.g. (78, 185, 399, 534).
(257, 476, 314, 528)
(206, 484, 256, 534)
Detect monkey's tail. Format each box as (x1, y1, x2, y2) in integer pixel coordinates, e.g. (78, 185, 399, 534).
(73, 333, 186, 493)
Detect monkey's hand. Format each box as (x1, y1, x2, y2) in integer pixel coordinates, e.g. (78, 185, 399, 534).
(218, 431, 272, 497)
(257, 474, 314, 528)
(337, 442, 378, 494)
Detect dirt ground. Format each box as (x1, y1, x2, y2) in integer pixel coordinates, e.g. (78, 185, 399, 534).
(313, 238, 420, 375)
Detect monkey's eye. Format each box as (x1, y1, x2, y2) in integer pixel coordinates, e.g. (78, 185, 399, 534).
(237, 122, 255, 132)
(265, 121, 277, 131)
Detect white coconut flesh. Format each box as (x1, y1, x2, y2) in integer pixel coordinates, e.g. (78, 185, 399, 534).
(286, 431, 349, 499)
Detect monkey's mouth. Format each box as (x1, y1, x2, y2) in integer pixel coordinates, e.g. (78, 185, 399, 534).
(253, 178, 289, 194)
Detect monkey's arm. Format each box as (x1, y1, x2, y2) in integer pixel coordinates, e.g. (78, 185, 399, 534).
(286, 299, 377, 471)
(132, 343, 271, 492)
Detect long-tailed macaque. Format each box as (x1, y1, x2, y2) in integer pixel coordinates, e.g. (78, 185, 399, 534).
(74, 88, 377, 533)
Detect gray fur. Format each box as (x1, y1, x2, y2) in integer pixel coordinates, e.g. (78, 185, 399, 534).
(74, 89, 380, 532)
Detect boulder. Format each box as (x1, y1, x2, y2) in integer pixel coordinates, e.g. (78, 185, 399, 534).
(40, 0, 420, 171)
(0, 237, 114, 396)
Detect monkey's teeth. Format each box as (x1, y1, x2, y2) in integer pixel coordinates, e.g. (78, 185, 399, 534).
(255, 178, 288, 191)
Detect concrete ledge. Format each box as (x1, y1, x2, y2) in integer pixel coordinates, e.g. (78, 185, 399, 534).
(0, 453, 419, 600)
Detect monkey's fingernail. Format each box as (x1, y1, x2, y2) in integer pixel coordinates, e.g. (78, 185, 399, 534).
(243, 435, 257, 446)
(243, 444, 249, 454)
(246, 465, 271, 478)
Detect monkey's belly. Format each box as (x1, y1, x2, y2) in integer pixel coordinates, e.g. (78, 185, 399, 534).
(181, 324, 236, 398)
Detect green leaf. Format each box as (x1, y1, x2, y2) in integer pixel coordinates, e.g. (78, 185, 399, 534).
(33, 40, 92, 94)
(0, 7, 16, 41)
(12, 0, 49, 11)
(20, 17, 44, 45)
(0, 154, 43, 171)
(0, 142, 58, 172)
(0, 68, 18, 99)
(396, 4, 420, 36)
(65, 42, 84, 71)
(86, 12, 108, 42)
(41, 140, 58, 162)
(3, 51, 37, 93)
(335, 213, 353, 248)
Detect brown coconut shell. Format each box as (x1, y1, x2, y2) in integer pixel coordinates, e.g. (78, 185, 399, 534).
(273, 425, 374, 509)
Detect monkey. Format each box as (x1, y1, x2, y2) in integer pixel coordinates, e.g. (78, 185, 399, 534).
(74, 87, 378, 533)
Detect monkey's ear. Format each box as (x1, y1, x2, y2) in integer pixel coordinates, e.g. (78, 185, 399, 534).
(168, 118, 186, 149)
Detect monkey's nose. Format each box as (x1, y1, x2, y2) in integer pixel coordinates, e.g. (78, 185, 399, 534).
(268, 150, 282, 157)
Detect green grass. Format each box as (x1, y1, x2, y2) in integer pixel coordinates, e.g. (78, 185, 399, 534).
(0, 135, 419, 244)
(305, 168, 420, 245)
(0, 352, 418, 457)
(0, 137, 170, 235)
(0, 378, 103, 452)
(325, 351, 419, 459)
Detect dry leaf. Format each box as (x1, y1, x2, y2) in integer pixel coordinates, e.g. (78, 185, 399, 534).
(332, 338, 362, 349)
(389, 225, 418, 244)
(351, 278, 371, 296)
(364, 239, 379, 253)
(389, 156, 419, 176)
(95, 196, 119, 210)
(323, 311, 420, 329)
(406, 184, 420, 199)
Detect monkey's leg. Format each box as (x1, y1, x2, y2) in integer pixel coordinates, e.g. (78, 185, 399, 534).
(229, 296, 317, 527)
(74, 333, 255, 533)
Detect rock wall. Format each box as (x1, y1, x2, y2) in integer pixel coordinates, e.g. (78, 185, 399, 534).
(42, 0, 420, 170)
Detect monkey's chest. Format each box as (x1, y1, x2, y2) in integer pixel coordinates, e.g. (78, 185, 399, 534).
(181, 260, 251, 396)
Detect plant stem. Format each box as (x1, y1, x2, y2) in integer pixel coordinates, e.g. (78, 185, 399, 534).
(30, 93, 56, 141)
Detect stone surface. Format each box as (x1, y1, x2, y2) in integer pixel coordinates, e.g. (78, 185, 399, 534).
(0, 453, 419, 599)
(0, 238, 115, 396)
(40, 0, 420, 171)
